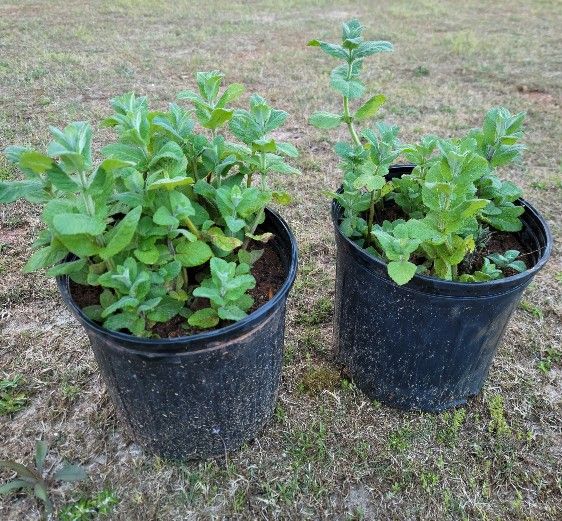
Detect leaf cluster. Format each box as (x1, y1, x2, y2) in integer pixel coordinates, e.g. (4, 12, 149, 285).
(59, 489, 119, 521)
(0, 72, 299, 335)
(309, 20, 527, 285)
(0, 375, 28, 416)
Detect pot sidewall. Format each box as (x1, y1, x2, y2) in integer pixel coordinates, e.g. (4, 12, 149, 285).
(58, 208, 298, 459)
(331, 168, 552, 412)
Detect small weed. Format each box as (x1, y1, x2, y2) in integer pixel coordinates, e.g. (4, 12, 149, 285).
(62, 383, 81, 400)
(388, 428, 413, 453)
(519, 300, 543, 319)
(29, 67, 48, 80)
(347, 506, 366, 520)
(274, 404, 286, 423)
(413, 65, 430, 77)
(437, 408, 466, 445)
(0, 375, 28, 416)
(261, 476, 301, 504)
(0, 441, 86, 518)
(530, 176, 562, 191)
(353, 441, 370, 463)
(295, 297, 333, 325)
(537, 347, 561, 374)
(298, 365, 340, 395)
(443, 488, 465, 516)
(510, 489, 523, 512)
(298, 329, 328, 355)
(59, 489, 119, 520)
(487, 394, 511, 436)
(231, 487, 247, 513)
(448, 30, 478, 55)
(289, 421, 328, 467)
(340, 378, 357, 392)
(420, 470, 439, 493)
(283, 343, 296, 363)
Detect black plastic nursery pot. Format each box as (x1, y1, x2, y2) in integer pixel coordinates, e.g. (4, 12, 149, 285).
(332, 165, 552, 412)
(57, 208, 298, 460)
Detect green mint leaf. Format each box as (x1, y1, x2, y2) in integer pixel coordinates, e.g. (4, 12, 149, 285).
(309, 111, 343, 129)
(188, 308, 220, 329)
(354, 94, 386, 121)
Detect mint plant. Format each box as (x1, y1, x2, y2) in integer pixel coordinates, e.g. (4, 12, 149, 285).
(486, 250, 526, 273)
(0, 72, 298, 336)
(189, 256, 256, 328)
(310, 20, 528, 285)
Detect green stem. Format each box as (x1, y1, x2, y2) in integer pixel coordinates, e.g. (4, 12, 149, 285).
(183, 216, 201, 239)
(343, 54, 361, 147)
(78, 171, 115, 270)
(365, 191, 377, 247)
(241, 209, 264, 251)
(246, 172, 253, 188)
(344, 96, 361, 147)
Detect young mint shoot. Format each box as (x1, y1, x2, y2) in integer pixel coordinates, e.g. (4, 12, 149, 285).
(309, 19, 527, 286)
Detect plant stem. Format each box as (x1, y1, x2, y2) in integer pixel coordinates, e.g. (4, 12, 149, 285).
(343, 96, 361, 147)
(343, 55, 362, 147)
(78, 170, 115, 270)
(365, 190, 377, 247)
(183, 216, 201, 238)
(241, 209, 264, 251)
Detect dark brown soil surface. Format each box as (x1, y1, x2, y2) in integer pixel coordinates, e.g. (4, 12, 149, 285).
(375, 201, 408, 225)
(463, 231, 530, 276)
(70, 242, 286, 338)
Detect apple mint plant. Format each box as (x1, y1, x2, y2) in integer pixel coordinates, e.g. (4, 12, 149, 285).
(0, 71, 299, 336)
(310, 20, 528, 285)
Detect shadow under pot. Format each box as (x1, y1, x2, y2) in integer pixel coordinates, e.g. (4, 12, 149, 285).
(332, 164, 552, 412)
(57, 208, 298, 460)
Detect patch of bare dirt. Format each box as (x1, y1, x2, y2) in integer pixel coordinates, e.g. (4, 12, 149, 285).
(517, 85, 559, 106)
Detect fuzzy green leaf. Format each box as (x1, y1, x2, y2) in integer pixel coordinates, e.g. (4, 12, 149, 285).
(387, 260, 417, 285)
(0, 479, 33, 495)
(217, 83, 245, 108)
(35, 441, 48, 473)
(176, 240, 214, 267)
(330, 65, 365, 99)
(218, 305, 247, 321)
(307, 40, 349, 60)
(188, 308, 220, 329)
(309, 111, 343, 129)
(99, 206, 142, 260)
(0, 180, 44, 203)
(53, 464, 86, 482)
(354, 94, 386, 121)
(353, 40, 394, 59)
(53, 214, 106, 236)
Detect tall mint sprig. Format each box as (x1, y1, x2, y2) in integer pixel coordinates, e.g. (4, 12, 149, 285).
(309, 19, 396, 248)
(308, 20, 528, 286)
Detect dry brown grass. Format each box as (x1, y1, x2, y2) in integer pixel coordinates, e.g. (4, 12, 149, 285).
(1, 0, 561, 519)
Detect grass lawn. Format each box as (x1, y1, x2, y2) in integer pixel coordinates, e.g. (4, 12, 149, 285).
(0, 0, 560, 519)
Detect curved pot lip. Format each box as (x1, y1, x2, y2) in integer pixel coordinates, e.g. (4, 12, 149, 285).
(331, 164, 553, 293)
(57, 207, 298, 350)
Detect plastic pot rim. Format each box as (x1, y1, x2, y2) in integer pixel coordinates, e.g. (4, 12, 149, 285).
(56, 207, 298, 352)
(331, 164, 553, 294)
